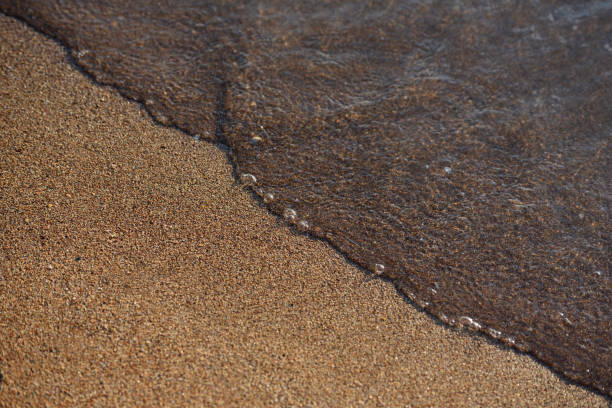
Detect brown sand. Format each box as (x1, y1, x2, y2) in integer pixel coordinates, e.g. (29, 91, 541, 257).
(0, 14, 607, 407)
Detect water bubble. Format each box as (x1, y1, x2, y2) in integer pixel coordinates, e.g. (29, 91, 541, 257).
(488, 328, 502, 338)
(559, 312, 573, 325)
(250, 135, 263, 144)
(459, 316, 482, 330)
(416, 300, 430, 308)
(297, 220, 310, 230)
(263, 192, 275, 203)
(578, 213, 584, 220)
(374, 263, 385, 275)
(145, 99, 154, 105)
(239, 173, 257, 185)
(444, 167, 452, 174)
(283, 208, 297, 222)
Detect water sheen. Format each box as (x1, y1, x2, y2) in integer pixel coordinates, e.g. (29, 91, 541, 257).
(2, 0, 610, 395)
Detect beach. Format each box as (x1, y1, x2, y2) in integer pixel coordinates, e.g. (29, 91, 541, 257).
(0, 14, 608, 407)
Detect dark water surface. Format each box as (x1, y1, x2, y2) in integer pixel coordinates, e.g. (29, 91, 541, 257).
(2, 0, 610, 395)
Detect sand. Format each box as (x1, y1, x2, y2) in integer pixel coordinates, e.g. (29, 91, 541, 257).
(0, 14, 608, 407)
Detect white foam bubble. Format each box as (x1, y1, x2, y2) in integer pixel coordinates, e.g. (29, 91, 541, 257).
(239, 173, 257, 185)
(488, 328, 502, 338)
(459, 316, 482, 330)
(559, 312, 573, 325)
(444, 166, 452, 174)
(283, 208, 297, 222)
(374, 263, 385, 275)
(297, 219, 310, 230)
(417, 300, 430, 308)
(263, 192, 275, 203)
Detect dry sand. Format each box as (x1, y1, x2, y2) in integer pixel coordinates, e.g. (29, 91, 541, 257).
(0, 14, 608, 407)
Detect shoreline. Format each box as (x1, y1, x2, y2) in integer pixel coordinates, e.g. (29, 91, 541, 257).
(0, 14, 608, 407)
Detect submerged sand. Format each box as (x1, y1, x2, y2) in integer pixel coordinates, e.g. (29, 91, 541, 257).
(0, 14, 607, 407)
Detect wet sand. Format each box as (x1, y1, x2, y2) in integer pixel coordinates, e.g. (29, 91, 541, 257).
(0, 14, 608, 407)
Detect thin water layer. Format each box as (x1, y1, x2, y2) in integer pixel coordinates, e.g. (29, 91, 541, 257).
(1, 0, 610, 395)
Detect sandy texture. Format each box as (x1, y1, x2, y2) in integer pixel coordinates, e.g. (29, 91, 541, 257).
(0, 14, 607, 407)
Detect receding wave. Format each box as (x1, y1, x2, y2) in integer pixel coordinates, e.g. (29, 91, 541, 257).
(2, 0, 610, 395)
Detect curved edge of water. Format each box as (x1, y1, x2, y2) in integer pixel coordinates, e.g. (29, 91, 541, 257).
(2, 10, 609, 399)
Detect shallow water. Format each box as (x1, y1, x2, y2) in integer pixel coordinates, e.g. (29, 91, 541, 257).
(2, 0, 610, 395)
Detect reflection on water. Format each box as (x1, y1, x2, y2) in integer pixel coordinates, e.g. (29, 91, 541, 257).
(1, 0, 610, 395)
